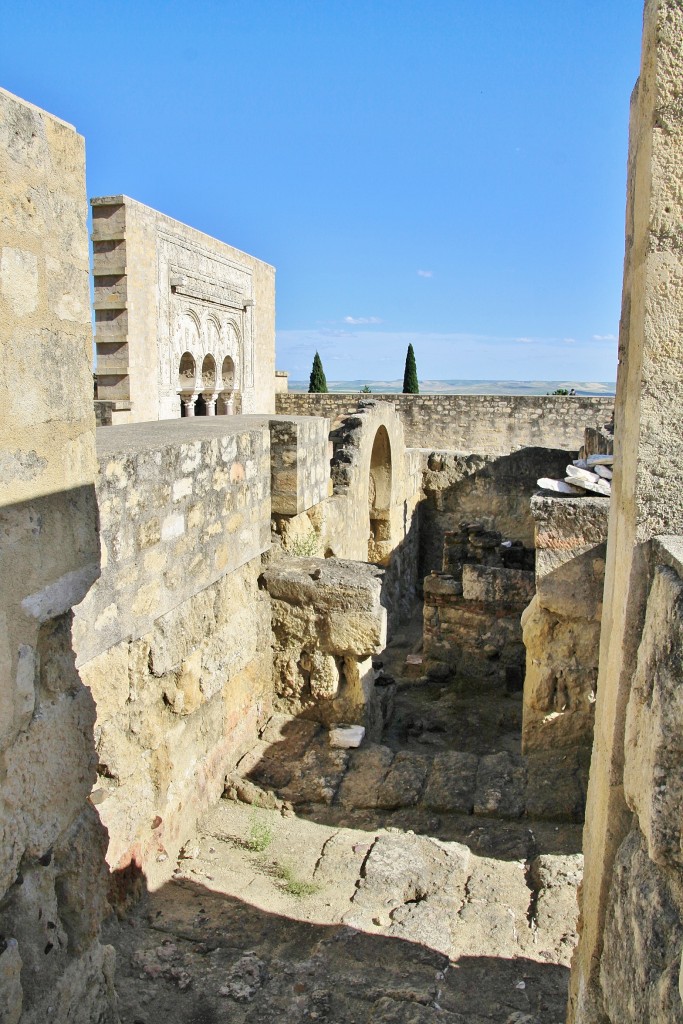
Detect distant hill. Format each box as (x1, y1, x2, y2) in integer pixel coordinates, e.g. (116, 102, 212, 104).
(287, 379, 616, 397)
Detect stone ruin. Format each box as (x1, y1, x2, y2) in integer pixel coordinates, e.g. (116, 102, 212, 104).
(1, 3, 683, 1021)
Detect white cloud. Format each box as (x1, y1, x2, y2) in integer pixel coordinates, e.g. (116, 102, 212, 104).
(343, 316, 382, 325)
(516, 337, 533, 344)
(417, 269, 433, 278)
(592, 333, 617, 341)
(563, 337, 576, 344)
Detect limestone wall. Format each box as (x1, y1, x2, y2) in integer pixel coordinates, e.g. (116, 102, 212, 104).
(74, 419, 273, 891)
(269, 415, 331, 516)
(74, 418, 270, 663)
(325, 402, 423, 623)
(262, 558, 389, 738)
(0, 88, 117, 1023)
(93, 195, 276, 423)
(276, 393, 615, 454)
(419, 447, 572, 578)
(522, 496, 608, 754)
(569, 4, 683, 1021)
(598, 543, 683, 1022)
(424, 524, 535, 688)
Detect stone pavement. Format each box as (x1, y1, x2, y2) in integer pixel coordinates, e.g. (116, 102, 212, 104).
(106, 613, 584, 1024)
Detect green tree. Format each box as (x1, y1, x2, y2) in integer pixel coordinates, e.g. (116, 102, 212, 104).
(308, 351, 328, 393)
(402, 343, 419, 394)
(360, 384, 372, 393)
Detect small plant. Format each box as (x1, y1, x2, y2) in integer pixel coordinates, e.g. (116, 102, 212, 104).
(245, 814, 274, 853)
(360, 384, 372, 393)
(274, 861, 320, 898)
(288, 533, 320, 557)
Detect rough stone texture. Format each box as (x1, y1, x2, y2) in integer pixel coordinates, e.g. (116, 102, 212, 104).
(324, 401, 422, 625)
(522, 496, 608, 753)
(569, 5, 683, 1021)
(419, 447, 572, 576)
(81, 557, 272, 891)
(269, 415, 331, 515)
(74, 418, 271, 664)
(107, 799, 581, 1024)
(0, 88, 117, 1022)
(263, 557, 388, 735)
(276, 393, 615, 455)
(624, 554, 683, 869)
(92, 194, 275, 422)
(600, 826, 683, 1023)
(424, 524, 535, 687)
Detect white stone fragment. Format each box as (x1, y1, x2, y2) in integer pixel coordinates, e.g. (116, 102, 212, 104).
(329, 724, 365, 748)
(572, 459, 589, 469)
(586, 454, 614, 466)
(565, 476, 611, 496)
(594, 464, 613, 479)
(537, 477, 585, 494)
(566, 465, 602, 485)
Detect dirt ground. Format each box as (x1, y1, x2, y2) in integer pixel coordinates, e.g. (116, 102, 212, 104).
(105, 608, 584, 1024)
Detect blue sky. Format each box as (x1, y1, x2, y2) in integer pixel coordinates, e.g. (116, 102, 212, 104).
(1, 1, 643, 381)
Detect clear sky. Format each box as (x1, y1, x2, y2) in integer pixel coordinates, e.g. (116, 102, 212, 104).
(1, 1, 644, 382)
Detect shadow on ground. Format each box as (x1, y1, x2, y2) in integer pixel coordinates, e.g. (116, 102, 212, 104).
(106, 874, 570, 1024)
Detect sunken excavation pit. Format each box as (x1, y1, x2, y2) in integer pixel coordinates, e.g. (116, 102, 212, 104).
(4, 5, 683, 1021)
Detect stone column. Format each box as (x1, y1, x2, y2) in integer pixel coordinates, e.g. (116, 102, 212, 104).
(203, 393, 217, 416)
(182, 395, 196, 417)
(568, 3, 683, 1021)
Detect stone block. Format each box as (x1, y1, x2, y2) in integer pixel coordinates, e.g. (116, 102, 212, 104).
(473, 752, 526, 819)
(461, 563, 535, 606)
(422, 751, 479, 813)
(624, 561, 683, 868)
(601, 827, 683, 1024)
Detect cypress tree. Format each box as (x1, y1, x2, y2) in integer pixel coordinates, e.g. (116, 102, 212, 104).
(402, 343, 419, 394)
(308, 351, 328, 393)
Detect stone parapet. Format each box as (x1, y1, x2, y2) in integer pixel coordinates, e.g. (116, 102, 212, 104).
(74, 417, 271, 665)
(276, 393, 615, 455)
(269, 415, 331, 515)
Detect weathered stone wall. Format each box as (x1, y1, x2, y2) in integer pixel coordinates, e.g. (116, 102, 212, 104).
(0, 88, 117, 1023)
(419, 447, 572, 578)
(74, 419, 272, 891)
(424, 524, 535, 688)
(522, 496, 608, 754)
(93, 194, 276, 423)
(570, 4, 683, 1021)
(599, 545, 683, 1022)
(262, 558, 388, 738)
(324, 402, 423, 623)
(276, 393, 615, 454)
(269, 416, 331, 516)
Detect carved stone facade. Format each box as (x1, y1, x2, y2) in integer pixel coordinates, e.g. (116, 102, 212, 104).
(93, 195, 275, 424)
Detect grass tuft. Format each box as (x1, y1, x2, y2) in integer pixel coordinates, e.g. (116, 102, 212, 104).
(245, 814, 274, 853)
(274, 861, 320, 898)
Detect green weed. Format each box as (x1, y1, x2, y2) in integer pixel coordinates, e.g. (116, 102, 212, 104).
(245, 814, 274, 853)
(274, 861, 320, 898)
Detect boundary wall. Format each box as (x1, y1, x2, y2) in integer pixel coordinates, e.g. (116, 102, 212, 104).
(275, 393, 615, 455)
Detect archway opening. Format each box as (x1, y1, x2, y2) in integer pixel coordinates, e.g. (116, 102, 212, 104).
(220, 355, 237, 414)
(368, 425, 392, 564)
(178, 352, 196, 417)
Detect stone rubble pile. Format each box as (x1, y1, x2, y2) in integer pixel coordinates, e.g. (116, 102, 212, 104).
(537, 453, 613, 497)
